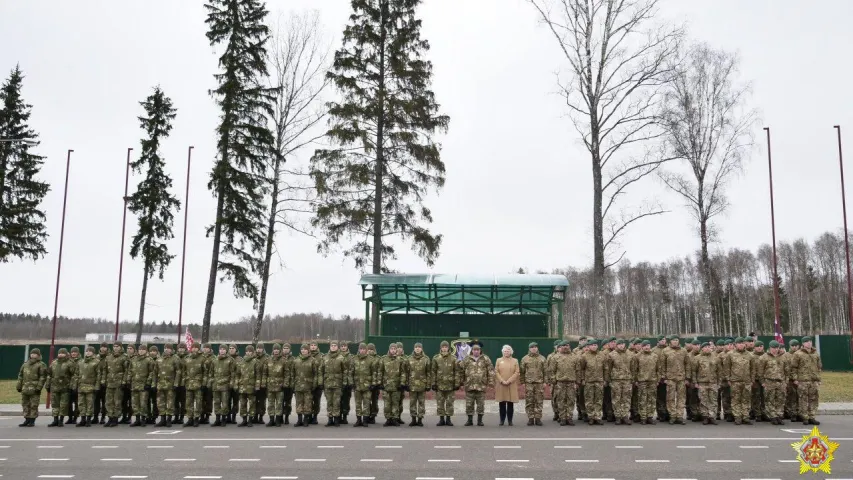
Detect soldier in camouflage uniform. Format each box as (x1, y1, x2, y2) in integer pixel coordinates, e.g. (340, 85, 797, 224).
(265, 343, 290, 427)
(396, 342, 409, 418)
(352, 343, 378, 427)
(46, 348, 77, 427)
(379, 343, 405, 426)
(520, 341, 546, 426)
(654, 336, 669, 421)
(228, 344, 241, 423)
(757, 340, 788, 425)
(17, 347, 47, 427)
(174, 342, 188, 423)
(790, 336, 822, 425)
(146, 346, 160, 424)
(606, 339, 634, 425)
(129, 344, 154, 427)
(546, 339, 561, 421)
(66, 346, 81, 424)
(181, 343, 206, 427)
(236, 345, 261, 427)
(339, 342, 353, 424)
(154, 344, 181, 427)
(660, 335, 689, 424)
(460, 343, 494, 426)
(628, 339, 641, 421)
(750, 340, 766, 421)
(94, 342, 109, 424)
(366, 343, 381, 423)
(405, 342, 431, 426)
(308, 341, 324, 424)
(211, 344, 235, 427)
(580, 339, 606, 425)
(201, 344, 215, 424)
(633, 341, 659, 424)
(280, 344, 295, 424)
(573, 337, 588, 421)
(552, 341, 581, 426)
(292, 344, 320, 427)
(74, 346, 100, 427)
(724, 337, 755, 425)
(432, 340, 458, 426)
(714, 339, 726, 420)
(721, 339, 735, 421)
(602, 337, 618, 422)
(119, 345, 133, 424)
(691, 342, 721, 425)
(686, 339, 702, 421)
(784, 339, 800, 420)
(104, 342, 129, 427)
(322, 341, 349, 427)
(253, 343, 268, 424)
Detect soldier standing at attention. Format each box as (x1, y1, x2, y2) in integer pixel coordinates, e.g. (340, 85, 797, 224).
(154, 344, 181, 427)
(580, 339, 606, 425)
(265, 343, 289, 427)
(227, 344, 242, 424)
(253, 343, 268, 424)
(119, 345, 134, 424)
(405, 342, 431, 427)
(432, 340, 458, 426)
(396, 342, 409, 418)
(721, 339, 735, 421)
(757, 340, 788, 425)
(751, 341, 767, 421)
(628, 339, 641, 422)
(211, 344, 235, 427)
(573, 337, 588, 422)
(146, 346, 160, 424)
(714, 339, 727, 420)
(546, 339, 561, 421)
(633, 341, 659, 424)
(104, 342, 129, 427)
(129, 345, 154, 427)
(46, 347, 77, 427)
(691, 342, 721, 425)
(17, 347, 47, 427)
(339, 342, 353, 424)
(351, 343, 377, 427)
(182, 343, 207, 427)
(292, 344, 320, 427)
(74, 346, 100, 427)
(201, 344, 215, 424)
(174, 343, 188, 424)
(236, 345, 261, 427)
(94, 343, 109, 424)
(366, 343, 381, 423)
(66, 346, 81, 424)
(661, 335, 689, 425)
(687, 339, 702, 422)
(602, 337, 618, 422)
(379, 343, 405, 426)
(553, 341, 581, 426)
(784, 339, 800, 420)
(459, 342, 493, 426)
(606, 339, 634, 425)
(308, 341, 324, 424)
(724, 337, 755, 425)
(520, 341, 546, 426)
(654, 336, 668, 421)
(280, 344, 295, 424)
(322, 341, 347, 427)
(791, 336, 822, 425)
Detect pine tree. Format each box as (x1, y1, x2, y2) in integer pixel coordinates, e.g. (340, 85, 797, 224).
(310, 0, 449, 286)
(0, 65, 49, 263)
(127, 86, 180, 344)
(203, 0, 275, 342)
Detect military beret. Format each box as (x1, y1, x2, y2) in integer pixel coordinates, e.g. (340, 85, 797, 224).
(472, 344, 481, 350)
(190, 343, 200, 349)
(754, 340, 764, 347)
(359, 343, 367, 349)
(700, 342, 711, 348)
(725, 339, 733, 345)
(554, 339, 562, 347)
(440, 341, 449, 348)
(690, 339, 700, 345)
(30, 348, 41, 355)
(608, 337, 617, 343)
(202, 343, 210, 349)
(330, 340, 338, 347)
(86, 346, 95, 353)
(801, 336, 813, 343)
(138, 344, 148, 351)
(164, 343, 174, 350)
(367, 343, 376, 350)
(528, 341, 538, 348)
(658, 335, 665, 341)
(715, 339, 725, 346)
(149, 345, 159, 352)
(100, 342, 109, 348)
(586, 337, 596, 344)
(273, 343, 282, 350)
(616, 339, 627, 345)
(300, 343, 309, 350)
(58, 348, 68, 355)
(641, 340, 650, 346)
(114, 341, 123, 347)
(769, 340, 779, 348)
(668, 335, 679, 341)
(178, 342, 187, 349)
(789, 339, 800, 346)
(579, 336, 586, 341)
(414, 342, 423, 348)
(70, 346, 80, 353)
(735, 337, 745, 343)
(245, 345, 255, 352)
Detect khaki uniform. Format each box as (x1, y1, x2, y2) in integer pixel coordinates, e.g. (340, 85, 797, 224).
(460, 354, 494, 417)
(691, 352, 721, 419)
(292, 354, 320, 415)
(322, 351, 349, 418)
(757, 351, 787, 420)
(661, 346, 689, 422)
(379, 354, 405, 420)
(265, 354, 290, 417)
(633, 350, 660, 421)
(724, 349, 754, 422)
(790, 347, 821, 421)
(47, 356, 78, 417)
(129, 353, 154, 418)
(432, 351, 458, 417)
(654, 345, 668, 419)
(750, 351, 765, 419)
(104, 351, 129, 418)
(235, 355, 261, 417)
(405, 352, 432, 418)
(183, 352, 207, 419)
(606, 349, 634, 420)
(18, 353, 47, 420)
(551, 352, 580, 422)
(155, 353, 182, 416)
(520, 352, 546, 420)
(782, 350, 799, 418)
(75, 356, 102, 418)
(352, 353, 378, 417)
(580, 350, 606, 421)
(211, 354, 236, 416)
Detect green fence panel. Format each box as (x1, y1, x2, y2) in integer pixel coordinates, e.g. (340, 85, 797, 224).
(817, 335, 853, 371)
(0, 346, 27, 380)
(380, 313, 548, 338)
(367, 336, 558, 358)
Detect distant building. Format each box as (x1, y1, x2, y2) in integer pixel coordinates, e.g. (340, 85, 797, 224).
(85, 333, 180, 343)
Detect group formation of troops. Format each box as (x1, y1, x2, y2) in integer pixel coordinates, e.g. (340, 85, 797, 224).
(15, 334, 823, 429)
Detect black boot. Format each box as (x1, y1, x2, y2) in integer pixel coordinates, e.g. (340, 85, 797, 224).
(535, 418, 543, 426)
(76, 416, 87, 427)
(355, 416, 364, 427)
(200, 415, 209, 425)
(326, 416, 334, 427)
(99, 414, 106, 424)
(212, 415, 222, 427)
(193, 417, 200, 427)
(284, 415, 289, 425)
(276, 415, 283, 427)
(295, 414, 304, 427)
(437, 416, 446, 426)
(147, 416, 156, 425)
(340, 415, 348, 425)
(165, 415, 172, 428)
(527, 418, 534, 426)
(130, 416, 142, 427)
(445, 416, 454, 426)
(368, 416, 375, 424)
(19, 418, 30, 427)
(57, 416, 65, 427)
(48, 416, 60, 427)
(383, 418, 393, 426)
(238, 416, 249, 427)
(333, 416, 340, 427)
(65, 416, 76, 425)
(310, 414, 318, 425)
(465, 415, 473, 426)
(267, 416, 276, 427)
(409, 417, 417, 427)
(183, 417, 193, 427)
(85, 416, 92, 427)
(477, 414, 484, 426)
(417, 417, 424, 426)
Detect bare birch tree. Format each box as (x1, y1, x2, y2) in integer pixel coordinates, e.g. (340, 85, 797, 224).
(658, 43, 756, 333)
(253, 10, 330, 343)
(528, 0, 683, 333)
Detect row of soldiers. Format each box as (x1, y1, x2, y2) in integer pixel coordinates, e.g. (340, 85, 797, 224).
(542, 335, 822, 427)
(16, 335, 822, 428)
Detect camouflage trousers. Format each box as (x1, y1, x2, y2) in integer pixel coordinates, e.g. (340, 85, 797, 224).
(397, 390, 405, 418)
(630, 383, 638, 417)
(665, 380, 686, 420)
(267, 390, 284, 416)
(603, 384, 613, 419)
(186, 389, 202, 418)
(435, 390, 455, 416)
(157, 388, 175, 415)
(105, 387, 122, 417)
(697, 384, 718, 418)
(611, 380, 632, 419)
(763, 380, 785, 419)
(21, 393, 40, 418)
(238, 392, 255, 416)
(409, 391, 426, 417)
(213, 390, 230, 415)
(730, 381, 752, 420)
(687, 384, 700, 419)
(131, 390, 149, 416)
(554, 381, 577, 421)
(785, 381, 799, 417)
(341, 386, 352, 417)
(524, 383, 544, 419)
(383, 390, 402, 419)
(50, 390, 70, 416)
(282, 388, 294, 417)
(751, 382, 765, 418)
(325, 388, 342, 416)
(370, 389, 380, 417)
(78, 391, 95, 416)
(584, 382, 604, 420)
(354, 390, 371, 416)
(295, 391, 312, 415)
(798, 381, 819, 420)
(577, 384, 586, 417)
(637, 381, 656, 420)
(465, 390, 485, 415)
(719, 383, 731, 417)
(656, 382, 667, 418)
(550, 384, 558, 416)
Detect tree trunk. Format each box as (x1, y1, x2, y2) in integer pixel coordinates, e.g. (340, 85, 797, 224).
(254, 152, 282, 343)
(202, 178, 226, 343)
(0, 146, 8, 216)
(136, 247, 151, 345)
(591, 140, 605, 336)
(369, 7, 388, 337)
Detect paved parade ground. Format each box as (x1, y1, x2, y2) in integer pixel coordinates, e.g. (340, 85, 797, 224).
(0, 414, 851, 480)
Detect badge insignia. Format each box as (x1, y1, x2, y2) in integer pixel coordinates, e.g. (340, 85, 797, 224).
(451, 340, 471, 362)
(791, 426, 839, 474)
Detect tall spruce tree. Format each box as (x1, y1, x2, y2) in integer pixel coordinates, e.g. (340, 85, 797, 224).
(0, 65, 49, 263)
(203, 0, 275, 342)
(310, 0, 449, 294)
(127, 86, 180, 344)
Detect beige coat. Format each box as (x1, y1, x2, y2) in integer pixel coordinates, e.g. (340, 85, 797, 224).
(494, 356, 520, 402)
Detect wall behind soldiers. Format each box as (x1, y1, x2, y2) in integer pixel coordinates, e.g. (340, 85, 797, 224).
(381, 313, 549, 338)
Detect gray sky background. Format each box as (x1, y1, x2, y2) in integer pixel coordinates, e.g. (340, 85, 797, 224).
(1, 0, 852, 325)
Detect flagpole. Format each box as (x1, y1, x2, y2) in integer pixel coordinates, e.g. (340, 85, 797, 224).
(764, 127, 783, 336)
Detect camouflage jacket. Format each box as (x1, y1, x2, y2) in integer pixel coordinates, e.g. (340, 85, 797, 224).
(321, 351, 349, 389)
(96, 352, 108, 387)
(175, 352, 187, 386)
(520, 353, 546, 384)
(633, 351, 660, 382)
(544, 352, 558, 384)
(281, 352, 294, 389)
(692, 352, 722, 384)
(182, 353, 207, 390)
(580, 350, 606, 383)
(790, 348, 822, 382)
(606, 350, 634, 382)
(661, 346, 689, 381)
(202, 352, 216, 389)
(254, 352, 269, 390)
(551, 352, 581, 383)
(379, 355, 405, 389)
(459, 354, 494, 391)
(47, 357, 78, 391)
(431, 352, 459, 391)
(129, 354, 155, 391)
(154, 354, 183, 390)
(724, 350, 755, 383)
(74, 356, 102, 393)
(211, 355, 236, 392)
(405, 352, 432, 392)
(104, 352, 129, 388)
(291, 354, 320, 393)
(17, 355, 47, 395)
(235, 355, 261, 394)
(339, 352, 353, 387)
(265, 354, 291, 392)
(757, 352, 787, 382)
(352, 353, 378, 392)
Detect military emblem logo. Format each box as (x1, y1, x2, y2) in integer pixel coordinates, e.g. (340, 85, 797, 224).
(791, 426, 839, 474)
(451, 339, 471, 362)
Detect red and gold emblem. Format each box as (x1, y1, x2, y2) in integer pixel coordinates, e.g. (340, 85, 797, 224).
(791, 426, 839, 474)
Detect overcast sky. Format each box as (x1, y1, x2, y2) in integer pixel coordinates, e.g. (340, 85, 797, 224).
(1, 0, 852, 326)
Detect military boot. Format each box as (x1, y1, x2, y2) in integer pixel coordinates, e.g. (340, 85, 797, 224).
(130, 416, 142, 427)
(65, 416, 76, 425)
(19, 418, 30, 427)
(57, 416, 65, 427)
(76, 417, 87, 427)
(238, 416, 249, 427)
(156, 416, 166, 427)
(476, 414, 484, 426)
(183, 417, 194, 427)
(417, 417, 424, 427)
(566, 418, 575, 426)
(267, 416, 276, 427)
(409, 417, 417, 427)
(310, 414, 318, 425)
(193, 417, 200, 427)
(437, 416, 446, 426)
(284, 415, 290, 425)
(560, 419, 568, 426)
(383, 418, 394, 427)
(200, 415, 210, 425)
(325, 416, 334, 427)
(534, 418, 543, 426)
(742, 418, 753, 425)
(623, 417, 632, 425)
(702, 416, 710, 425)
(709, 416, 718, 425)
(295, 414, 304, 427)
(552, 413, 559, 421)
(464, 415, 473, 426)
(444, 416, 454, 426)
(776, 417, 785, 425)
(809, 418, 820, 425)
(333, 416, 341, 427)
(165, 415, 173, 428)
(48, 416, 60, 427)
(99, 414, 106, 424)
(212, 415, 222, 427)
(647, 417, 657, 425)
(276, 415, 283, 427)
(355, 416, 364, 427)
(147, 416, 156, 425)
(367, 416, 375, 424)
(527, 418, 534, 426)
(340, 415, 349, 425)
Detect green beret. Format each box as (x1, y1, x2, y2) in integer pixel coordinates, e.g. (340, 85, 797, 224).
(300, 343, 309, 350)
(668, 335, 679, 341)
(616, 339, 627, 345)
(715, 339, 725, 346)
(586, 337, 596, 344)
(769, 340, 779, 348)
(30, 348, 41, 355)
(86, 346, 95, 353)
(641, 340, 650, 346)
(273, 343, 282, 350)
(690, 339, 700, 345)
(725, 339, 733, 345)
(735, 337, 745, 343)
(440, 341, 449, 348)
(414, 342, 423, 348)
(789, 339, 800, 346)
(245, 345, 254, 352)
(801, 336, 813, 343)
(579, 336, 586, 341)
(358, 343, 367, 350)
(528, 341, 539, 348)
(559, 340, 569, 347)
(70, 346, 80, 353)
(149, 345, 159, 352)
(700, 342, 710, 348)
(164, 343, 174, 350)
(367, 343, 376, 350)
(754, 340, 764, 347)
(658, 335, 665, 341)
(554, 340, 561, 347)
(58, 348, 68, 355)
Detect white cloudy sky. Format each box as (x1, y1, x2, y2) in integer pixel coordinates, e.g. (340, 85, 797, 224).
(1, 0, 852, 325)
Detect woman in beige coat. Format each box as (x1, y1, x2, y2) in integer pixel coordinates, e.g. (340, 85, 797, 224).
(495, 345, 520, 426)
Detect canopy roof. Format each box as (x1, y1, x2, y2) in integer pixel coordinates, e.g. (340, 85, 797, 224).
(359, 273, 568, 315)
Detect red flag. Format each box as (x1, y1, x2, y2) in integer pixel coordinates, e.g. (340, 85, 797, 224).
(184, 327, 194, 350)
(774, 316, 784, 344)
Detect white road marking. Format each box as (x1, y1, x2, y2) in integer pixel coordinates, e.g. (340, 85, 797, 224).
(656, 478, 697, 480)
(428, 459, 461, 462)
(496, 459, 529, 463)
(318, 445, 344, 448)
(0, 458, 5, 461)
(147, 445, 174, 449)
(707, 460, 741, 463)
(148, 430, 182, 435)
(101, 458, 133, 461)
(575, 478, 615, 480)
(92, 446, 118, 449)
(615, 445, 643, 449)
(361, 458, 392, 462)
(494, 445, 521, 449)
(261, 477, 299, 480)
(739, 445, 769, 449)
(565, 459, 599, 463)
(375, 445, 402, 449)
(260, 445, 287, 449)
(777, 460, 798, 463)
(37, 476, 74, 479)
(294, 458, 326, 462)
(416, 478, 454, 480)
(555, 445, 582, 449)
(38, 458, 69, 461)
(229, 458, 260, 462)
(203, 446, 229, 449)
(676, 446, 705, 449)
(110, 477, 148, 479)
(496, 478, 534, 480)
(164, 458, 196, 462)
(1, 436, 833, 442)
(183, 477, 221, 480)
(636, 459, 669, 463)
(339, 477, 376, 480)
(434, 445, 461, 449)
(0, 446, 8, 448)
(37, 446, 63, 449)
(739, 478, 781, 480)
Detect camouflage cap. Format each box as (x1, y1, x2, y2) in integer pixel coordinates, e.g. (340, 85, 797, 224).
(282, 344, 291, 350)
(273, 343, 282, 351)
(178, 342, 187, 349)
(388, 342, 397, 349)
(578, 336, 587, 341)
(149, 345, 159, 352)
(367, 343, 376, 350)
(300, 343, 309, 350)
(114, 341, 123, 347)
(70, 346, 80, 353)
(754, 340, 765, 347)
(202, 343, 211, 349)
(218, 344, 227, 350)
(100, 342, 109, 348)
(126, 344, 135, 351)
(471, 343, 481, 350)
(330, 340, 338, 347)
(58, 348, 68, 355)
(245, 345, 255, 353)
(164, 343, 174, 350)
(256, 342, 265, 349)
(229, 343, 237, 349)
(190, 343, 200, 350)
(86, 346, 95, 353)
(528, 341, 538, 348)
(769, 340, 780, 348)
(789, 339, 800, 346)
(358, 342, 367, 350)
(30, 348, 41, 355)
(309, 340, 318, 346)
(396, 342, 403, 348)
(414, 342, 423, 348)
(802, 336, 813, 343)
(440, 340, 450, 348)
(138, 344, 148, 351)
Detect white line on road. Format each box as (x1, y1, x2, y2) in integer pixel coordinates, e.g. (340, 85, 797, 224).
(496, 478, 534, 480)
(147, 445, 174, 449)
(565, 459, 599, 463)
(260, 477, 298, 479)
(37, 446, 63, 449)
(183, 477, 221, 479)
(554, 445, 582, 449)
(0, 458, 5, 461)
(777, 460, 798, 463)
(496, 459, 529, 463)
(375, 445, 402, 448)
(575, 478, 614, 480)
(739, 478, 781, 480)
(318, 445, 344, 448)
(338, 477, 376, 480)
(656, 478, 697, 480)
(615, 445, 643, 449)
(203, 446, 229, 449)
(676, 446, 705, 449)
(636, 459, 669, 463)
(428, 459, 460, 462)
(260, 445, 287, 449)
(294, 458, 326, 462)
(38, 458, 68, 461)
(0, 446, 8, 448)
(494, 445, 521, 449)
(361, 458, 392, 462)
(101, 458, 133, 461)
(164, 458, 196, 462)
(110, 477, 147, 479)
(434, 445, 461, 449)
(37, 476, 74, 479)
(0, 436, 841, 441)
(707, 460, 741, 463)
(739, 446, 769, 449)
(229, 458, 260, 462)
(92, 446, 118, 449)
(415, 478, 454, 480)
